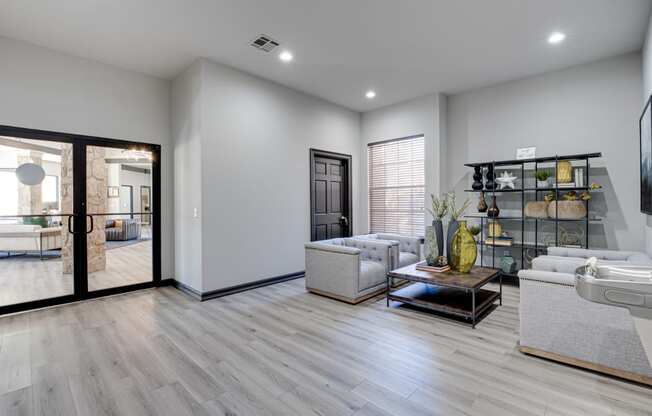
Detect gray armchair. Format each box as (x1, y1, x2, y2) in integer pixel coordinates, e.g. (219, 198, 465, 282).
(355, 233, 421, 269)
(305, 238, 393, 304)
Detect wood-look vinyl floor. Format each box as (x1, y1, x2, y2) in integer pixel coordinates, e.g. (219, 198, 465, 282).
(0, 240, 152, 307)
(0, 278, 651, 416)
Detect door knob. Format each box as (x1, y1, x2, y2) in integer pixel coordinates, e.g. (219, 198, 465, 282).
(340, 216, 349, 227)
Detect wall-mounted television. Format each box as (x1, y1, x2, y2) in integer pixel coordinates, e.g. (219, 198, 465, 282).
(641, 95, 652, 214)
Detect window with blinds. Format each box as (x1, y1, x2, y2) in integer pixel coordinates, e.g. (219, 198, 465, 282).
(368, 135, 425, 236)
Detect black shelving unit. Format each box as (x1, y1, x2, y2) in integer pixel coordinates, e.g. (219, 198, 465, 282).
(463, 152, 602, 276)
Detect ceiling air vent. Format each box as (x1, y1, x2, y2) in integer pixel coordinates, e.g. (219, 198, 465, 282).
(250, 34, 280, 52)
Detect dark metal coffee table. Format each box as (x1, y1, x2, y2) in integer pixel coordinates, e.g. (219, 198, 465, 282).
(386, 264, 501, 328)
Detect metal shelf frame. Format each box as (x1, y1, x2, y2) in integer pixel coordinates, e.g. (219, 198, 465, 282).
(465, 152, 602, 277)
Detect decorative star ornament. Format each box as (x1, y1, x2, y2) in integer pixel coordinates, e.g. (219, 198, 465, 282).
(495, 171, 517, 190)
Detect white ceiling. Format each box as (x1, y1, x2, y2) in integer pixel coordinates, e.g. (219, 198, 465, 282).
(0, 0, 649, 112)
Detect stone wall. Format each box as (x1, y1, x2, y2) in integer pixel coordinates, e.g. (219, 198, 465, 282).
(61, 145, 74, 274)
(61, 145, 107, 274)
(86, 146, 107, 273)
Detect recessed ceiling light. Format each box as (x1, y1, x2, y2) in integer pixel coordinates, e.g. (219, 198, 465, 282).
(279, 51, 293, 62)
(548, 31, 566, 44)
(365, 90, 376, 99)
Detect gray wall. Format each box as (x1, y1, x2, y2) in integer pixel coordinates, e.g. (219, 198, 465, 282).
(173, 59, 361, 293)
(171, 61, 204, 290)
(0, 36, 175, 278)
(360, 93, 447, 234)
(642, 12, 652, 254)
(447, 53, 644, 251)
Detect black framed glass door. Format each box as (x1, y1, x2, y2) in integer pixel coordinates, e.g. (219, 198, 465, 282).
(0, 137, 76, 308)
(85, 144, 155, 292)
(0, 125, 161, 316)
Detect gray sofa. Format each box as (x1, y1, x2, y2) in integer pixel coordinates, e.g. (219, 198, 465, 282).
(354, 233, 421, 269)
(105, 219, 141, 241)
(518, 247, 652, 385)
(305, 238, 393, 304)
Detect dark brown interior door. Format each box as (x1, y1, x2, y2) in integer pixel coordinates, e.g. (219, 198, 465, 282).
(310, 150, 351, 241)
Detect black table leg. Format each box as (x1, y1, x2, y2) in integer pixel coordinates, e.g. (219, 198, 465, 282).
(472, 289, 476, 329)
(386, 275, 390, 307)
(499, 273, 503, 306)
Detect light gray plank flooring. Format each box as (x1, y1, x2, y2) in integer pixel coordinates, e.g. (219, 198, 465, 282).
(0, 240, 152, 307)
(0, 278, 650, 415)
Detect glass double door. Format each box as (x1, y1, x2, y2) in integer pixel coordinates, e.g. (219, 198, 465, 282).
(0, 130, 159, 314)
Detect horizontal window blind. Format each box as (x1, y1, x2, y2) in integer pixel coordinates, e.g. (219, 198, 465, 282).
(368, 135, 425, 236)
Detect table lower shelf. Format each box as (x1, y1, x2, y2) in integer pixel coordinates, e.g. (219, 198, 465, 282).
(387, 282, 500, 325)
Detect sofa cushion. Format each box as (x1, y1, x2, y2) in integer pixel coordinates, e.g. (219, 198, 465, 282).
(627, 253, 652, 265)
(359, 260, 386, 291)
(398, 252, 419, 267)
(0, 224, 41, 233)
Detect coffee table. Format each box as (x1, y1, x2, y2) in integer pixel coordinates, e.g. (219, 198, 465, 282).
(386, 264, 502, 328)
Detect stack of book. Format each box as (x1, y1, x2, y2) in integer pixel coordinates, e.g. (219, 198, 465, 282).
(485, 236, 513, 247)
(555, 182, 576, 188)
(416, 261, 451, 273)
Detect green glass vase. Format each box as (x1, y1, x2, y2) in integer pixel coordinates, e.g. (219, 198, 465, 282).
(450, 220, 477, 273)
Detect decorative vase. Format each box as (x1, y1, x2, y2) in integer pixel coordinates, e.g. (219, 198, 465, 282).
(556, 161, 573, 184)
(487, 195, 500, 218)
(446, 219, 459, 266)
(425, 226, 438, 266)
(487, 220, 502, 238)
(499, 251, 517, 274)
(432, 219, 444, 257)
(451, 221, 477, 273)
(485, 165, 496, 190)
(477, 191, 488, 213)
(472, 166, 483, 190)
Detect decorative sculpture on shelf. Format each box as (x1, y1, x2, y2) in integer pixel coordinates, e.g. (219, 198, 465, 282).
(495, 171, 517, 190)
(557, 160, 573, 183)
(472, 166, 483, 190)
(485, 165, 496, 190)
(500, 251, 517, 274)
(487, 195, 500, 218)
(477, 191, 488, 213)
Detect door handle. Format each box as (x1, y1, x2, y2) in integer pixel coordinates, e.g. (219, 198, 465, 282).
(67, 215, 76, 234)
(86, 215, 94, 234)
(340, 216, 349, 227)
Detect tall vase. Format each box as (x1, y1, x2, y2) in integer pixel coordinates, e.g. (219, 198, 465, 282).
(432, 219, 444, 257)
(425, 226, 438, 266)
(446, 219, 459, 266)
(477, 191, 488, 213)
(472, 166, 483, 190)
(451, 220, 477, 273)
(487, 195, 500, 219)
(485, 165, 496, 190)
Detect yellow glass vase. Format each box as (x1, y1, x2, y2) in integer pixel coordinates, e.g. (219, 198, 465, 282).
(450, 220, 477, 273)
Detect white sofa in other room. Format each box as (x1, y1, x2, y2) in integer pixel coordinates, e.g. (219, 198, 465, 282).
(0, 224, 63, 259)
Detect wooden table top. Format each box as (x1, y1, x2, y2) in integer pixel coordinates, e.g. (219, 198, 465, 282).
(388, 264, 500, 290)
